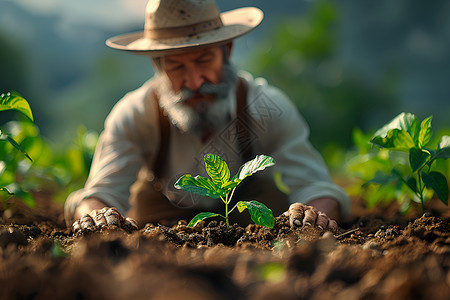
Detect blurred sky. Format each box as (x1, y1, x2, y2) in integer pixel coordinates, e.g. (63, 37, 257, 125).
(1, 0, 449, 146)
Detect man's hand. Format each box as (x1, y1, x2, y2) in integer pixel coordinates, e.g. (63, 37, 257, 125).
(72, 207, 138, 234)
(285, 198, 340, 230)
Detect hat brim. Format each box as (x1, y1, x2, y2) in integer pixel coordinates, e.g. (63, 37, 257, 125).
(105, 7, 263, 56)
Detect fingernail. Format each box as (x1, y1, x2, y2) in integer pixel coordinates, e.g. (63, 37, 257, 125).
(293, 220, 302, 226)
(317, 225, 324, 230)
(304, 221, 312, 227)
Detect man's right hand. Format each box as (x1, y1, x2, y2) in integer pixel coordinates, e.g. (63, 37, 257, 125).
(72, 200, 138, 234)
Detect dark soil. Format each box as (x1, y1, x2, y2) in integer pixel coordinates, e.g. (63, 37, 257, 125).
(1, 193, 449, 300)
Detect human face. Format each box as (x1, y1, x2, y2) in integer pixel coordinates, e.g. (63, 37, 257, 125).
(160, 46, 225, 103)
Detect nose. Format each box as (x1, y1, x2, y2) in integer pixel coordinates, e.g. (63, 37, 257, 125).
(184, 66, 204, 91)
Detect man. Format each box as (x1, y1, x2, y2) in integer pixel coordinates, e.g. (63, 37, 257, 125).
(66, 0, 351, 233)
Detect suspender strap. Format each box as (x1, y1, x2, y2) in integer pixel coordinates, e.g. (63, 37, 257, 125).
(152, 91, 171, 180)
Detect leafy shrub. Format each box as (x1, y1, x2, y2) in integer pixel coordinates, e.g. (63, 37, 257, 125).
(346, 113, 449, 213)
(0, 92, 35, 207)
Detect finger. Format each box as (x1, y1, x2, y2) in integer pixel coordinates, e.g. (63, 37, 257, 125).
(80, 214, 95, 230)
(124, 217, 139, 230)
(289, 203, 305, 227)
(105, 207, 123, 226)
(303, 208, 317, 226)
(328, 219, 338, 229)
(316, 212, 329, 230)
(72, 220, 81, 233)
(91, 210, 107, 228)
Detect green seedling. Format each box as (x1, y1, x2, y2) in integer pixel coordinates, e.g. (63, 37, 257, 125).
(0, 91, 35, 206)
(174, 154, 276, 228)
(368, 112, 449, 212)
(0, 92, 34, 160)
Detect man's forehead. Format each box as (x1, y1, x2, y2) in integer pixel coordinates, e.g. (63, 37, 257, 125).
(162, 46, 220, 63)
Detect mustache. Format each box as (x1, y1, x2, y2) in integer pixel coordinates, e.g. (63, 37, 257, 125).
(178, 82, 222, 102)
(178, 62, 238, 102)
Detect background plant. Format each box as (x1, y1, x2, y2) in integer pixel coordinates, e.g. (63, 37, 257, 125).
(0, 91, 35, 207)
(364, 112, 449, 212)
(175, 154, 276, 228)
(1, 91, 98, 211)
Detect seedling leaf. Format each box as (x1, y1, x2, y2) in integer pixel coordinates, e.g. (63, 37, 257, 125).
(364, 170, 400, 186)
(0, 187, 13, 196)
(4, 183, 35, 207)
(236, 200, 275, 228)
(409, 148, 430, 172)
(188, 212, 222, 227)
(0, 131, 33, 161)
(418, 116, 433, 148)
(405, 177, 418, 194)
(0, 91, 34, 121)
(433, 136, 450, 160)
(371, 113, 419, 147)
(221, 181, 239, 190)
(421, 171, 449, 205)
(233, 155, 276, 181)
(204, 154, 230, 187)
(371, 129, 415, 151)
(174, 174, 225, 198)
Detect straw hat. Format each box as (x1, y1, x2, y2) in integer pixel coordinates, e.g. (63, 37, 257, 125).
(106, 0, 263, 56)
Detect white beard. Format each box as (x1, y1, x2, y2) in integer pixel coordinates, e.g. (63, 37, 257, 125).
(155, 64, 237, 139)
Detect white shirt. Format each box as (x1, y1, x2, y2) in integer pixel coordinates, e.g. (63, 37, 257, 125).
(64, 71, 351, 222)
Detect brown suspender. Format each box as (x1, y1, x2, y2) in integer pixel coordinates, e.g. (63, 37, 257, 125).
(152, 77, 251, 179)
(152, 91, 171, 180)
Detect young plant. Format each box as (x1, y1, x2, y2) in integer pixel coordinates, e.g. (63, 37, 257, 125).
(368, 112, 449, 212)
(0, 92, 34, 158)
(0, 91, 35, 206)
(174, 154, 276, 228)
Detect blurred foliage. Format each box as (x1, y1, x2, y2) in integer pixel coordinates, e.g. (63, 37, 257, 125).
(0, 119, 97, 208)
(246, 0, 397, 149)
(1, 92, 35, 208)
(342, 121, 450, 214)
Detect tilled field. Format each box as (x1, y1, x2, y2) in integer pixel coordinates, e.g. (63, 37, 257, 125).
(0, 194, 449, 300)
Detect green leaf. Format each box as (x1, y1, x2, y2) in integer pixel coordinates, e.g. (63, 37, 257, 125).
(364, 170, 400, 186)
(0, 187, 14, 196)
(405, 177, 418, 194)
(188, 212, 223, 227)
(204, 154, 231, 187)
(0, 91, 34, 122)
(4, 183, 35, 207)
(409, 148, 431, 172)
(174, 174, 225, 198)
(371, 112, 419, 147)
(0, 131, 33, 161)
(233, 155, 276, 182)
(236, 200, 275, 228)
(433, 136, 450, 160)
(370, 128, 415, 152)
(273, 171, 291, 194)
(221, 181, 239, 190)
(418, 116, 433, 148)
(421, 171, 449, 205)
